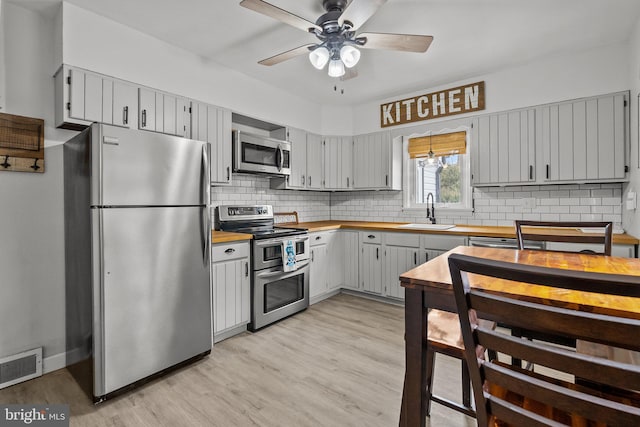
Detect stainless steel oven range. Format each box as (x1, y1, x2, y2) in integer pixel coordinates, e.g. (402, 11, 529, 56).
(215, 205, 309, 330)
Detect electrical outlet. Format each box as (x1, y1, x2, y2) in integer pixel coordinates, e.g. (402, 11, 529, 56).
(523, 198, 536, 209)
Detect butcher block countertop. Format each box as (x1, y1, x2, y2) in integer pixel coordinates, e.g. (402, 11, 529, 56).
(289, 221, 640, 245)
(211, 230, 253, 244)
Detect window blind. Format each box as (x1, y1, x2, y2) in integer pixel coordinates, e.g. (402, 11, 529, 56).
(408, 131, 466, 159)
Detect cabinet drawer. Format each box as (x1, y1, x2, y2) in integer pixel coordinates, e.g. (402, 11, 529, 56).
(421, 235, 467, 251)
(385, 232, 420, 248)
(310, 231, 336, 247)
(360, 231, 382, 244)
(212, 242, 250, 262)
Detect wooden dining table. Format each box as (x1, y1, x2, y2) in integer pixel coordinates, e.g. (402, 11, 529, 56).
(398, 245, 640, 427)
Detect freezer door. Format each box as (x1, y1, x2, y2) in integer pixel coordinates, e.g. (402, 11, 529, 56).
(92, 206, 212, 397)
(91, 124, 211, 207)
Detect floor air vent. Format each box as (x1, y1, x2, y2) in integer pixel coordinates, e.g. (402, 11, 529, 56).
(0, 347, 42, 389)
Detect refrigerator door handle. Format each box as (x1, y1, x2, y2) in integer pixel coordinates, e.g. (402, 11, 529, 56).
(201, 144, 210, 206)
(203, 206, 211, 265)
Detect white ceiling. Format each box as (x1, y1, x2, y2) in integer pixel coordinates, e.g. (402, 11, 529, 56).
(13, 0, 640, 106)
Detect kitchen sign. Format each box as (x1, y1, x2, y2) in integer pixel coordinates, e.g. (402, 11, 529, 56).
(380, 81, 485, 128)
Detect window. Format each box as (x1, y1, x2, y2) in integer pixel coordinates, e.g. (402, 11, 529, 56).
(403, 126, 472, 213)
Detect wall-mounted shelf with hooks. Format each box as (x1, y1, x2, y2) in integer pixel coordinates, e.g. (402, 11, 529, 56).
(0, 112, 45, 173)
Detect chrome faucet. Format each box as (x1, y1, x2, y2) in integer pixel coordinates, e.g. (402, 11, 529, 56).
(426, 192, 436, 224)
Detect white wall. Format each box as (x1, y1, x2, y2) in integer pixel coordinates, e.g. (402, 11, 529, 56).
(61, 2, 324, 135)
(0, 2, 76, 372)
(0, 0, 6, 111)
(352, 43, 631, 135)
(622, 16, 640, 237)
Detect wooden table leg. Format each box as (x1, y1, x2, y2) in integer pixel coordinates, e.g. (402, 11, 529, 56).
(399, 287, 427, 427)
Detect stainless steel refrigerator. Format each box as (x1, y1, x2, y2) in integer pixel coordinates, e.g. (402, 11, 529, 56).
(64, 123, 212, 402)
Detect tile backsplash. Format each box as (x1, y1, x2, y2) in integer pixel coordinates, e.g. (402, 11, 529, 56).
(211, 176, 623, 230)
(330, 183, 623, 228)
(210, 174, 331, 222)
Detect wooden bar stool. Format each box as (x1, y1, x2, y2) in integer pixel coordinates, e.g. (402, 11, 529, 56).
(424, 309, 495, 418)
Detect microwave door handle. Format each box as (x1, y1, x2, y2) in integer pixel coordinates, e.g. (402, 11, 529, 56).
(276, 145, 283, 171)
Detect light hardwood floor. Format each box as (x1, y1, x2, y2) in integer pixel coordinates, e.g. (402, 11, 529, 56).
(0, 294, 476, 426)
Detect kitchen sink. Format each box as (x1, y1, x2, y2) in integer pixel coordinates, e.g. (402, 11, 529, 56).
(397, 223, 456, 230)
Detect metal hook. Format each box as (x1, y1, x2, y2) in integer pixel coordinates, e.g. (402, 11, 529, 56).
(1, 156, 10, 169)
(30, 159, 40, 171)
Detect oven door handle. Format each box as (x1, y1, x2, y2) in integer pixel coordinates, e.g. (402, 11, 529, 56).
(256, 262, 309, 279)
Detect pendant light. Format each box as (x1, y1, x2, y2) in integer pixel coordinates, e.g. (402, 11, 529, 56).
(427, 133, 435, 165)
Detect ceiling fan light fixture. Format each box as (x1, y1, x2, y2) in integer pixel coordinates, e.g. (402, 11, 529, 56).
(309, 46, 330, 70)
(328, 59, 345, 77)
(339, 45, 360, 68)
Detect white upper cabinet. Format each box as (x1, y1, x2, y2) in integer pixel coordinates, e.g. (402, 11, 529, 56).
(323, 136, 352, 190)
(539, 92, 627, 183)
(138, 88, 190, 137)
(191, 102, 232, 185)
(287, 127, 307, 189)
(306, 132, 324, 190)
(472, 108, 536, 186)
(55, 65, 138, 130)
(353, 131, 401, 190)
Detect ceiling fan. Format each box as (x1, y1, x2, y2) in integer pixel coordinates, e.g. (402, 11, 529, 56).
(239, 0, 433, 79)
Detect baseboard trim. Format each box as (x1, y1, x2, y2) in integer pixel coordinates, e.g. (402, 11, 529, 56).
(340, 289, 404, 306)
(310, 289, 341, 305)
(43, 347, 86, 374)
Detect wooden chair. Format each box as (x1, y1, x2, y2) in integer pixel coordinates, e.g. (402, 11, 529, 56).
(512, 220, 613, 367)
(515, 220, 613, 255)
(448, 253, 640, 426)
(425, 309, 496, 417)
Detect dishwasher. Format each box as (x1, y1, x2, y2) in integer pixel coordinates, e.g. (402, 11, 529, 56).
(468, 236, 545, 250)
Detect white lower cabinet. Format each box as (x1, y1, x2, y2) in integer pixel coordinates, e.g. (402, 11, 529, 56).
(340, 231, 360, 290)
(310, 241, 329, 299)
(383, 233, 421, 300)
(211, 241, 251, 342)
(310, 231, 343, 302)
(359, 232, 383, 294)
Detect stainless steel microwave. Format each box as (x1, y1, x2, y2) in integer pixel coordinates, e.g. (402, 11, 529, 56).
(232, 130, 291, 176)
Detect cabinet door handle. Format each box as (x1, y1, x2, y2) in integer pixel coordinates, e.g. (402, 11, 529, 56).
(376, 247, 379, 259)
(123, 106, 129, 125)
(141, 109, 147, 128)
(315, 236, 321, 240)
(385, 175, 389, 186)
(302, 175, 305, 186)
(227, 166, 230, 181)
(368, 234, 376, 239)
(347, 177, 349, 187)
(414, 252, 417, 264)
(308, 176, 311, 186)
(311, 249, 314, 262)
(245, 262, 249, 277)
(529, 165, 533, 180)
(546, 164, 550, 179)
(224, 248, 235, 254)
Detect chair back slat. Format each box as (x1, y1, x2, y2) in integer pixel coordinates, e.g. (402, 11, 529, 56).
(488, 396, 567, 427)
(469, 292, 640, 352)
(483, 361, 640, 426)
(448, 253, 640, 427)
(477, 329, 640, 392)
(515, 220, 613, 256)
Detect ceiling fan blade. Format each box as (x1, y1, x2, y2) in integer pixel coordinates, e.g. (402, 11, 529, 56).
(358, 32, 433, 52)
(338, 0, 387, 31)
(258, 44, 316, 66)
(240, 0, 322, 33)
(340, 68, 358, 81)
